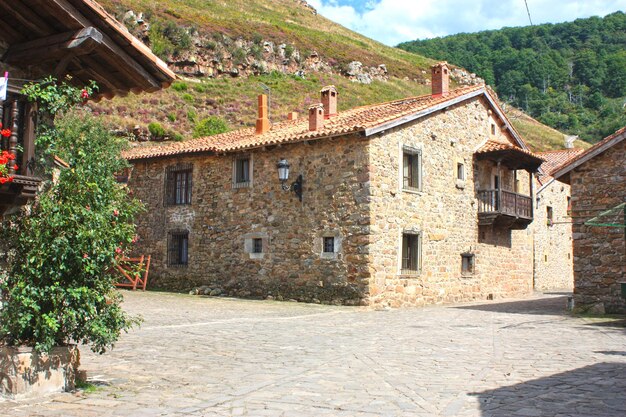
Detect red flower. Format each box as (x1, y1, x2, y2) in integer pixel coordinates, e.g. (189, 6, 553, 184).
(113, 209, 119, 216)
(12, 164, 17, 171)
(1, 129, 11, 138)
(8, 153, 15, 160)
(0, 177, 6, 184)
(83, 253, 89, 259)
(115, 247, 122, 254)
(81, 89, 89, 99)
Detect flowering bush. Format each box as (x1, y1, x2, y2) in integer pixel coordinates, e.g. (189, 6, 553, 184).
(0, 80, 142, 354)
(0, 150, 16, 184)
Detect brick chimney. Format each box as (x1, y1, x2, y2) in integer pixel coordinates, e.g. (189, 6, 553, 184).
(308, 104, 324, 131)
(255, 94, 270, 134)
(320, 85, 338, 118)
(431, 62, 449, 97)
(287, 111, 299, 121)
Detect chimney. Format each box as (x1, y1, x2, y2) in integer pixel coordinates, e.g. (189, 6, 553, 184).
(255, 94, 270, 134)
(287, 111, 299, 121)
(308, 103, 324, 131)
(431, 62, 449, 97)
(320, 85, 338, 118)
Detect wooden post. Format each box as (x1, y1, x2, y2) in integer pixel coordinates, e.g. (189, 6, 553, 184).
(529, 172, 534, 219)
(8, 99, 19, 174)
(21, 102, 37, 176)
(496, 160, 501, 212)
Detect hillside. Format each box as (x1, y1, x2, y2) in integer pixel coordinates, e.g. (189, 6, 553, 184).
(92, 0, 576, 152)
(398, 12, 626, 143)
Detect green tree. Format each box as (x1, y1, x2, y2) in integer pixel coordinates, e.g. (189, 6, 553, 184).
(0, 81, 142, 354)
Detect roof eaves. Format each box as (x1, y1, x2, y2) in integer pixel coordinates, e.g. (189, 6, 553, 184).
(363, 88, 485, 137)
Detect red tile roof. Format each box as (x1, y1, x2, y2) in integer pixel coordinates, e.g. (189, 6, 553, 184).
(476, 139, 539, 157)
(538, 148, 586, 180)
(124, 85, 489, 160)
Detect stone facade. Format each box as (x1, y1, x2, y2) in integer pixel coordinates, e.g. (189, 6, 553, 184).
(532, 179, 574, 291)
(131, 133, 371, 305)
(567, 139, 626, 313)
(367, 99, 534, 307)
(129, 91, 538, 307)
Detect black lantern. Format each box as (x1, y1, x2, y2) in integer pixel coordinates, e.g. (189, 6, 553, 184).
(276, 158, 303, 201)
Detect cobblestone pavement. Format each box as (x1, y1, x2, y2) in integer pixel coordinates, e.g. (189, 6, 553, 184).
(2, 291, 625, 417)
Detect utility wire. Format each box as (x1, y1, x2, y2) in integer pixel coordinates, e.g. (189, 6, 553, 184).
(524, 0, 534, 25)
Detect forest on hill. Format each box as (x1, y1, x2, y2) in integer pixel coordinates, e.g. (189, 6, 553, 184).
(398, 12, 626, 142)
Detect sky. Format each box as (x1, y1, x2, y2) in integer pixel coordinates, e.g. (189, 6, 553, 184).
(306, 0, 626, 45)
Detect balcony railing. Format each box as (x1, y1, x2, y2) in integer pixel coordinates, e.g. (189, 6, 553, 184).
(478, 189, 533, 220)
(1, 92, 35, 178)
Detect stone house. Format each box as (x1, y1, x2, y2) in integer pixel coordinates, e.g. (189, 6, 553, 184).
(532, 148, 584, 291)
(552, 126, 626, 313)
(125, 63, 544, 307)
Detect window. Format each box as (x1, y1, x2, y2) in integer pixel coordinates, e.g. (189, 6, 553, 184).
(323, 236, 335, 253)
(168, 231, 189, 267)
(252, 238, 263, 254)
(461, 253, 475, 275)
(490, 123, 496, 135)
(456, 162, 465, 181)
(402, 147, 422, 191)
(233, 155, 251, 188)
(547, 206, 553, 226)
(165, 164, 192, 205)
(401, 233, 421, 274)
(567, 196, 572, 216)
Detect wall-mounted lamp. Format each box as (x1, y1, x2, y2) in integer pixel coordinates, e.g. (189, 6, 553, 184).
(276, 158, 303, 201)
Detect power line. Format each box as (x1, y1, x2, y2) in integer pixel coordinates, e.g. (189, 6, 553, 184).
(524, 0, 534, 25)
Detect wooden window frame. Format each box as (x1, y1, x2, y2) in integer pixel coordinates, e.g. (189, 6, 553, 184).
(233, 155, 252, 188)
(167, 230, 189, 267)
(547, 206, 554, 226)
(165, 163, 193, 206)
(402, 146, 422, 192)
(457, 162, 465, 181)
(401, 232, 422, 275)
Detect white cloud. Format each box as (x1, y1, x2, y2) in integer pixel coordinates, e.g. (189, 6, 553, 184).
(308, 0, 626, 45)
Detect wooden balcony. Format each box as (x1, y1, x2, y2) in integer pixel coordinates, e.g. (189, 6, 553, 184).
(0, 92, 42, 216)
(478, 189, 533, 229)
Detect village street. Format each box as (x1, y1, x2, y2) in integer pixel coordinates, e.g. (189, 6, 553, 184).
(1, 291, 625, 417)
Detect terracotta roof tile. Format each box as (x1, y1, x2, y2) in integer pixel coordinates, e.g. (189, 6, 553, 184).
(123, 85, 484, 160)
(476, 139, 543, 159)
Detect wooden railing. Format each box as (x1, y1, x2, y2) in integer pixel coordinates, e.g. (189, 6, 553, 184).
(0, 93, 35, 178)
(477, 189, 532, 219)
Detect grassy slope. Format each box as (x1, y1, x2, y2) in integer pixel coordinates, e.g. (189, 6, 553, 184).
(96, 0, 578, 152)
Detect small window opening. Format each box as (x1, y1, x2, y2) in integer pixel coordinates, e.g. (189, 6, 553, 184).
(323, 237, 335, 253)
(252, 238, 263, 254)
(461, 253, 475, 274)
(567, 196, 572, 216)
(457, 162, 465, 181)
(402, 148, 422, 191)
(491, 123, 496, 135)
(547, 206, 554, 226)
(401, 233, 421, 274)
(234, 156, 251, 187)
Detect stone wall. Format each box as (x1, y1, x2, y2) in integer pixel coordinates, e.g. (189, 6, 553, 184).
(129, 134, 371, 305)
(367, 98, 534, 307)
(533, 179, 574, 291)
(570, 140, 626, 313)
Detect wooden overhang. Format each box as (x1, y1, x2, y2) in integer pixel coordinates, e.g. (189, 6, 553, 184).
(0, 0, 176, 99)
(474, 140, 544, 172)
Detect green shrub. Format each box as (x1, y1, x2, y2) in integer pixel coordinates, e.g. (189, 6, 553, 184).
(231, 47, 248, 65)
(167, 113, 177, 122)
(171, 82, 188, 92)
(0, 112, 142, 354)
(148, 122, 166, 137)
(187, 109, 197, 123)
(182, 93, 194, 103)
(193, 116, 229, 138)
(284, 44, 295, 60)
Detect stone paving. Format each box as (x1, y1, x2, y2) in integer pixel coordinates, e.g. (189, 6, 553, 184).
(1, 291, 625, 416)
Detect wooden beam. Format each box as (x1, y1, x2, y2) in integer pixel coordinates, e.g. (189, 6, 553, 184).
(3, 27, 103, 65)
(30, 0, 161, 91)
